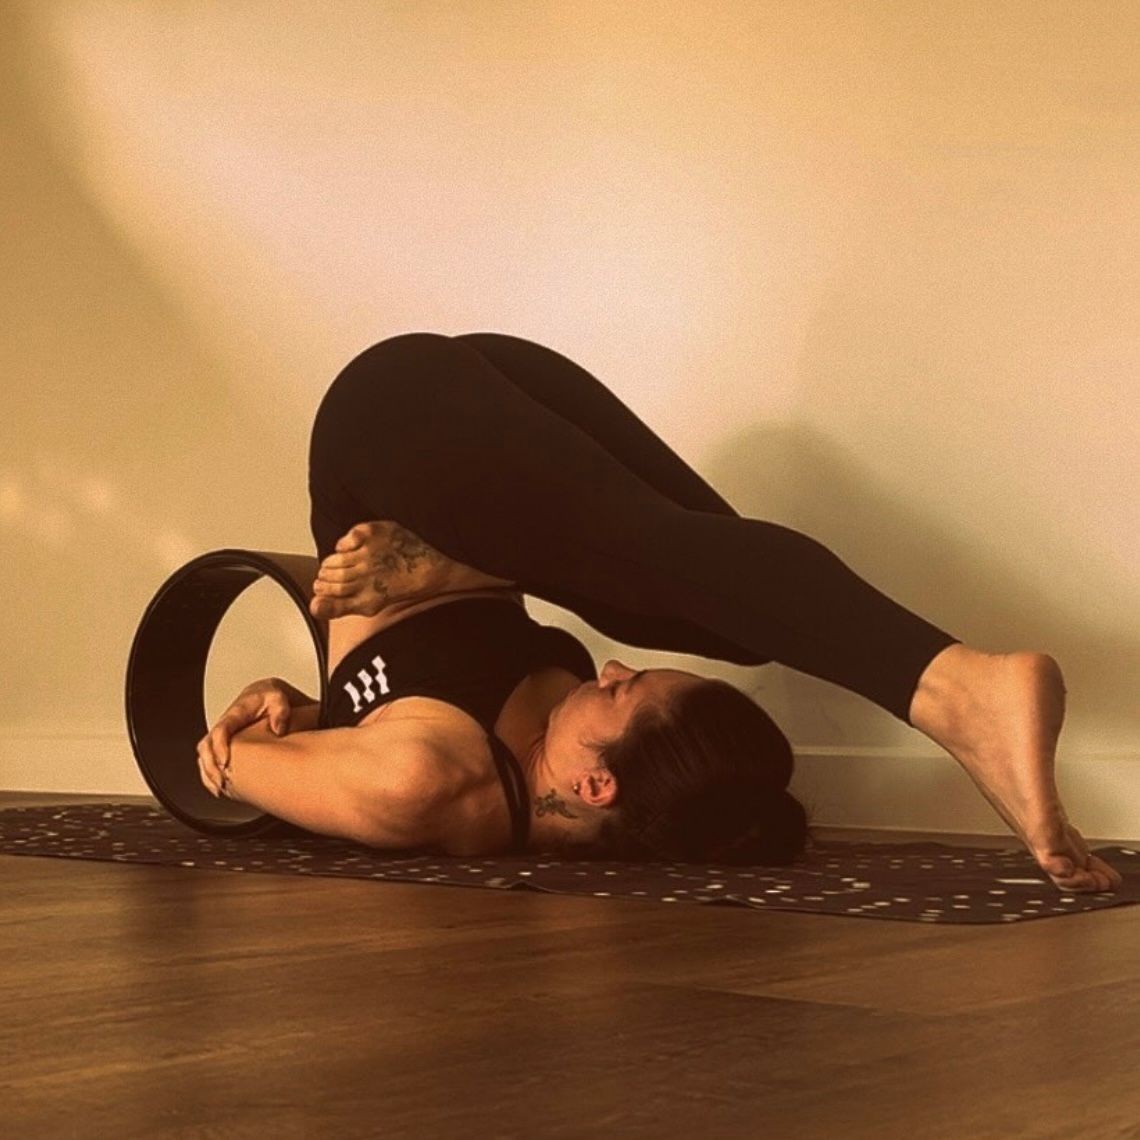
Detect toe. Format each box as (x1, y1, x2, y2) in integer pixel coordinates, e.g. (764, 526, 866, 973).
(317, 565, 359, 584)
(1088, 855, 1123, 891)
(335, 524, 372, 552)
(309, 595, 341, 619)
(313, 577, 357, 598)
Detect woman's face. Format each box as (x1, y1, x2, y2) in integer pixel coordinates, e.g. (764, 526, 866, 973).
(547, 658, 700, 757)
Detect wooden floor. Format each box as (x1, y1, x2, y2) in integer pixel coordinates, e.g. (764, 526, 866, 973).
(2, 793, 1138, 1140)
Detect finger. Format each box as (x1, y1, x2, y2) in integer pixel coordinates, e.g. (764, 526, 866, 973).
(209, 724, 234, 772)
(196, 751, 212, 796)
(213, 707, 251, 738)
(269, 697, 291, 735)
(219, 699, 262, 730)
(197, 733, 219, 775)
(197, 742, 220, 796)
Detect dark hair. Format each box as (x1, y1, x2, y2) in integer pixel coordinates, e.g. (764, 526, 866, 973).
(586, 678, 815, 865)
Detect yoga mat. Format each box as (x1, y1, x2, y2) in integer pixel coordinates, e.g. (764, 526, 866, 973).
(1, 802, 1136, 924)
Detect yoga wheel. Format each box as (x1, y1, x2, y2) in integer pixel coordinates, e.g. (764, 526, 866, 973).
(125, 549, 329, 838)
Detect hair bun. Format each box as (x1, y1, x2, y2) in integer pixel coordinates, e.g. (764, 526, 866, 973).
(706, 788, 809, 866)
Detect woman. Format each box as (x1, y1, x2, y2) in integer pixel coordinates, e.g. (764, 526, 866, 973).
(196, 331, 1121, 893)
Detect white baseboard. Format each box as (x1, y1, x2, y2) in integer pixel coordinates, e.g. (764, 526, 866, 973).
(789, 746, 1139, 844)
(0, 730, 152, 797)
(0, 732, 1135, 844)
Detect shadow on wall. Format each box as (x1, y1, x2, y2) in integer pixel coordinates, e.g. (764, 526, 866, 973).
(701, 419, 1140, 742)
(0, 4, 314, 724)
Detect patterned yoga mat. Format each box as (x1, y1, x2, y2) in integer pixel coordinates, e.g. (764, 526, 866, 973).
(1, 802, 1136, 924)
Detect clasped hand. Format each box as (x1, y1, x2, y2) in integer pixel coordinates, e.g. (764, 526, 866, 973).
(196, 678, 293, 798)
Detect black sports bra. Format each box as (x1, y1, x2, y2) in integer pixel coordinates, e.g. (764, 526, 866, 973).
(325, 596, 596, 852)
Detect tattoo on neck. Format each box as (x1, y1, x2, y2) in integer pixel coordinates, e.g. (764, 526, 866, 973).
(535, 788, 578, 819)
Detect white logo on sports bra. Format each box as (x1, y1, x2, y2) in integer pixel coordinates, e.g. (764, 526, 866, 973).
(343, 654, 391, 714)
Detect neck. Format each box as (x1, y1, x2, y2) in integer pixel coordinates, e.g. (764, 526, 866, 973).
(516, 729, 594, 852)
(492, 670, 597, 852)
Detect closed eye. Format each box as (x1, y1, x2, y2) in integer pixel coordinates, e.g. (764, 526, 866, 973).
(613, 671, 645, 698)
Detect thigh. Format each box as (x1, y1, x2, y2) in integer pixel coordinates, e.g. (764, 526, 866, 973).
(307, 333, 755, 655)
(308, 333, 458, 562)
(453, 332, 765, 664)
(311, 332, 668, 576)
(308, 468, 373, 563)
(453, 332, 738, 516)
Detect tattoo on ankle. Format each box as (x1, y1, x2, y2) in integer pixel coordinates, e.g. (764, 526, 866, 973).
(535, 789, 577, 819)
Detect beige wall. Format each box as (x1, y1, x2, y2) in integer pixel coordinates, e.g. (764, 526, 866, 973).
(2, 1, 1136, 837)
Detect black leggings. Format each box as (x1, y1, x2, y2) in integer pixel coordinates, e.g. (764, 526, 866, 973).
(308, 332, 959, 725)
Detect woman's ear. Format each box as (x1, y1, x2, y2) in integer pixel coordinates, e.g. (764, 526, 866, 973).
(581, 767, 618, 808)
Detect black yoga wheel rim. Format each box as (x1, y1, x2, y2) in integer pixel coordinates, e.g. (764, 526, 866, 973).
(124, 548, 330, 837)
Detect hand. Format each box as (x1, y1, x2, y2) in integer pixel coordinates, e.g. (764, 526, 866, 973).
(196, 678, 293, 798)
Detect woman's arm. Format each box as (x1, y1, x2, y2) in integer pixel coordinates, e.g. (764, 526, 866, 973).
(207, 718, 448, 849)
(197, 676, 320, 793)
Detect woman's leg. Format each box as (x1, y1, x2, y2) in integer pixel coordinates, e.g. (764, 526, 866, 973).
(452, 332, 773, 667)
(309, 331, 1121, 892)
(312, 333, 766, 665)
(309, 331, 958, 724)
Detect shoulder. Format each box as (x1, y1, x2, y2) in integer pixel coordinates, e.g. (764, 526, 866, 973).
(350, 706, 516, 856)
(348, 713, 492, 829)
(350, 716, 469, 803)
(377, 720, 516, 857)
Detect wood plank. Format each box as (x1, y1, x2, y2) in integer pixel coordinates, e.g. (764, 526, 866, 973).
(3, 796, 1139, 1138)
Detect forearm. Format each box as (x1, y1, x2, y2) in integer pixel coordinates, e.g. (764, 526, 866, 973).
(218, 719, 426, 848)
(218, 722, 349, 832)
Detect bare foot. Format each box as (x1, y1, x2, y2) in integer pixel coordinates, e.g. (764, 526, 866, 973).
(308, 522, 427, 620)
(909, 645, 1123, 894)
(308, 520, 505, 621)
